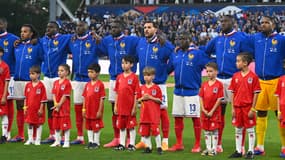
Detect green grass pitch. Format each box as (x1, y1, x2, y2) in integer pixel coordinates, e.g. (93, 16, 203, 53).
(0, 75, 281, 160)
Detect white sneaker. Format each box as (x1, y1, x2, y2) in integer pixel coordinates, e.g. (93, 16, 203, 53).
(50, 141, 60, 147)
(34, 140, 41, 146)
(24, 140, 34, 145)
(62, 142, 70, 148)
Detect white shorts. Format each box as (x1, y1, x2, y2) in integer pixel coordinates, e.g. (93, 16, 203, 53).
(14, 81, 28, 100)
(71, 81, 86, 104)
(172, 94, 200, 117)
(108, 80, 117, 102)
(158, 84, 168, 109)
(7, 77, 14, 99)
(217, 78, 232, 103)
(42, 77, 59, 101)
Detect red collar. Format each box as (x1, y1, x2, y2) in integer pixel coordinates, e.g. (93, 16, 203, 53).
(114, 34, 124, 41)
(77, 33, 89, 40)
(0, 32, 8, 38)
(269, 31, 277, 37)
(188, 46, 196, 51)
(147, 35, 158, 43)
(223, 30, 236, 37)
(21, 40, 31, 44)
(47, 33, 60, 39)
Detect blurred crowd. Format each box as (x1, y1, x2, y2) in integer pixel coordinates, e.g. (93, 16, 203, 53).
(56, 9, 285, 45)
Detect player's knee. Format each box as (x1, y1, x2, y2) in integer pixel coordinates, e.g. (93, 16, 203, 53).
(246, 127, 255, 134)
(192, 117, 201, 127)
(111, 102, 115, 114)
(235, 127, 243, 134)
(221, 103, 227, 115)
(174, 117, 184, 129)
(257, 110, 267, 117)
(204, 131, 211, 136)
(47, 101, 54, 118)
(16, 100, 24, 108)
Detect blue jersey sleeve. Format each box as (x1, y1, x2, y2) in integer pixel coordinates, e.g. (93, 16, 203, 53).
(240, 32, 254, 55)
(247, 34, 256, 59)
(204, 37, 217, 56)
(167, 52, 175, 74)
(165, 41, 175, 55)
(130, 36, 140, 63)
(97, 37, 108, 56)
(36, 42, 44, 64)
(198, 49, 212, 69)
(63, 34, 72, 53)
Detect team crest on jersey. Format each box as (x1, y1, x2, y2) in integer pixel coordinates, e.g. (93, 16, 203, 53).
(27, 47, 33, 53)
(53, 40, 59, 46)
(36, 88, 41, 94)
(235, 78, 238, 83)
(230, 40, 236, 47)
(96, 123, 99, 128)
(188, 53, 194, 60)
(120, 42, 125, 48)
(94, 86, 99, 92)
(228, 39, 236, 53)
(0, 67, 3, 74)
(270, 39, 278, 52)
(213, 87, 218, 93)
(85, 42, 91, 48)
(61, 85, 65, 90)
(3, 40, 8, 46)
(282, 82, 285, 87)
(272, 39, 278, 45)
(129, 120, 134, 125)
(248, 77, 253, 84)
(27, 88, 30, 92)
(152, 46, 158, 53)
(152, 89, 157, 96)
(128, 79, 133, 84)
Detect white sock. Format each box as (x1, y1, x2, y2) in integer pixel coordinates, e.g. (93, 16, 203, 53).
(235, 127, 243, 153)
(129, 128, 136, 146)
(120, 129, 126, 145)
(7, 131, 10, 140)
(140, 136, 144, 142)
(247, 127, 255, 152)
(155, 134, 162, 148)
(94, 131, 101, 145)
(64, 130, 70, 144)
(141, 137, 146, 144)
(78, 136, 84, 141)
(28, 126, 33, 141)
(162, 138, 168, 144)
(55, 130, 60, 143)
(212, 130, 218, 152)
(2, 115, 8, 137)
(36, 125, 42, 142)
(87, 130, 94, 143)
(145, 136, 152, 149)
(204, 131, 211, 151)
